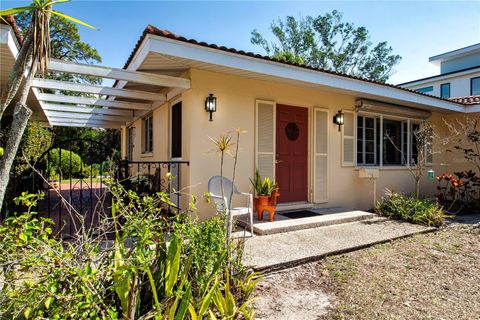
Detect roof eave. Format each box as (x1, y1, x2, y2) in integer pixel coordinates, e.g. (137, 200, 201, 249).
(145, 34, 466, 113)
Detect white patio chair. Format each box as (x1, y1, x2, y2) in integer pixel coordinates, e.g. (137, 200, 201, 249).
(207, 176, 254, 237)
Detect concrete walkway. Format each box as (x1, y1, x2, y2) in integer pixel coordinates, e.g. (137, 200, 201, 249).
(243, 217, 436, 271)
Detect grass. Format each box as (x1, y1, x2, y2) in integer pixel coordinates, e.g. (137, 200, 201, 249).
(318, 222, 480, 319)
(253, 219, 480, 320)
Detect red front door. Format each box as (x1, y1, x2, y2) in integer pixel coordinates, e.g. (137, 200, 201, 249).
(276, 104, 308, 203)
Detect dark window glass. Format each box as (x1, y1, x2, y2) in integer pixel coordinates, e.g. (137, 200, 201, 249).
(440, 83, 450, 98)
(127, 127, 135, 160)
(171, 102, 182, 158)
(416, 86, 433, 93)
(471, 77, 480, 96)
(383, 119, 403, 165)
(143, 115, 153, 153)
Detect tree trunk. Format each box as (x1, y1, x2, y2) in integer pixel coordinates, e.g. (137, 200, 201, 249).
(0, 103, 32, 209)
(0, 33, 34, 121)
(0, 55, 37, 210)
(415, 176, 421, 199)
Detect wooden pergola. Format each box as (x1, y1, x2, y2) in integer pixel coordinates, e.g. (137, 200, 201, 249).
(32, 59, 190, 129)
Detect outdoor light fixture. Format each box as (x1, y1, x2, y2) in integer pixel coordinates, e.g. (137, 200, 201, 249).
(205, 93, 217, 121)
(333, 110, 344, 131)
(427, 169, 436, 181)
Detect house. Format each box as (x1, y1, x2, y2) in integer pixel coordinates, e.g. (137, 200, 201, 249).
(398, 44, 480, 99)
(1, 21, 478, 220)
(115, 26, 479, 219)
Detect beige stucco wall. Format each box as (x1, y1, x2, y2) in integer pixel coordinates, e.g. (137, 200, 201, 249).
(122, 68, 474, 220)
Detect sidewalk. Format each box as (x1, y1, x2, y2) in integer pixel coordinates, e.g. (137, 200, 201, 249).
(243, 217, 436, 271)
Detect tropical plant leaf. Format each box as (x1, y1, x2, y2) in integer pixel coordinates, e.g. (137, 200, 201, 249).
(45, 0, 71, 6)
(188, 303, 198, 320)
(0, 6, 35, 16)
(165, 234, 181, 297)
(175, 284, 192, 320)
(47, 9, 96, 29)
(198, 278, 218, 317)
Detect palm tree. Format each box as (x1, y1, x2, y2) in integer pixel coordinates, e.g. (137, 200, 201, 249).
(0, 0, 95, 208)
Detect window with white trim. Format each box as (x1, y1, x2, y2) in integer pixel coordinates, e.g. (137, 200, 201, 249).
(356, 115, 421, 167)
(142, 115, 153, 153)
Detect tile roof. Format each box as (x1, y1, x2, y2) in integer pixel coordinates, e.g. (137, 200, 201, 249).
(1, 15, 23, 46)
(121, 25, 468, 106)
(449, 95, 480, 105)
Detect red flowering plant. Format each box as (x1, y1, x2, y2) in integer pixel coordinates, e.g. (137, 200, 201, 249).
(437, 170, 480, 212)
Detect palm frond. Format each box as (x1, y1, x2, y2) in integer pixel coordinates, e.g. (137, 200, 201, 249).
(48, 10, 97, 30)
(45, 0, 71, 6)
(0, 6, 35, 16)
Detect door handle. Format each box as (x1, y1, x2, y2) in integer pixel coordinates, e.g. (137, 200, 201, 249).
(275, 160, 283, 164)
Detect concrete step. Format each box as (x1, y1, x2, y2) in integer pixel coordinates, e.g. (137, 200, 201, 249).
(238, 210, 376, 236)
(242, 218, 436, 271)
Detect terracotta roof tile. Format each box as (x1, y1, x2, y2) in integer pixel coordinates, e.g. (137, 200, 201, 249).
(449, 95, 480, 105)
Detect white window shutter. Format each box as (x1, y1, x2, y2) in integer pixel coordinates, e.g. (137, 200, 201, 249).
(342, 110, 355, 167)
(255, 100, 276, 180)
(314, 108, 328, 203)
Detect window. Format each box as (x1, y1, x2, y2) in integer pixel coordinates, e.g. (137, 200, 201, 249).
(440, 83, 450, 98)
(382, 119, 404, 166)
(410, 123, 420, 165)
(357, 115, 419, 167)
(171, 101, 182, 158)
(142, 115, 153, 153)
(471, 77, 480, 96)
(127, 127, 135, 160)
(416, 86, 433, 94)
(357, 115, 377, 165)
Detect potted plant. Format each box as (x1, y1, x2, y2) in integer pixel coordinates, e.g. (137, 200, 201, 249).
(250, 170, 279, 220)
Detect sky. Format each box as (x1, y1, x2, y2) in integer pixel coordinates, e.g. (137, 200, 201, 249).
(2, 0, 479, 85)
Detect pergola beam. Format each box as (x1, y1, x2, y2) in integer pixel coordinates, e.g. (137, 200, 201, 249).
(48, 121, 122, 129)
(36, 92, 152, 110)
(48, 59, 191, 89)
(47, 118, 125, 127)
(42, 103, 134, 116)
(45, 110, 132, 122)
(32, 78, 166, 101)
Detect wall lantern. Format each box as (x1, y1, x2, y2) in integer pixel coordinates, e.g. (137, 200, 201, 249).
(333, 110, 344, 131)
(205, 93, 217, 121)
(427, 169, 436, 181)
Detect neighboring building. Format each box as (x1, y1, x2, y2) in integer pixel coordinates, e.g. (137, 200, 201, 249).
(398, 44, 480, 99)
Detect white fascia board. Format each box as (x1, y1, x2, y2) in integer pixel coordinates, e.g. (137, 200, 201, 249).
(148, 35, 466, 113)
(111, 35, 152, 93)
(399, 67, 480, 88)
(466, 105, 480, 113)
(0, 24, 20, 57)
(429, 44, 480, 64)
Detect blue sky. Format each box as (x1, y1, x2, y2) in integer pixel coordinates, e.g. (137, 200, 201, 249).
(2, 1, 479, 84)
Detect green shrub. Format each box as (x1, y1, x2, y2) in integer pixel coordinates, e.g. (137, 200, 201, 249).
(0, 187, 259, 319)
(376, 190, 448, 227)
(46, 148, 85, 179)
